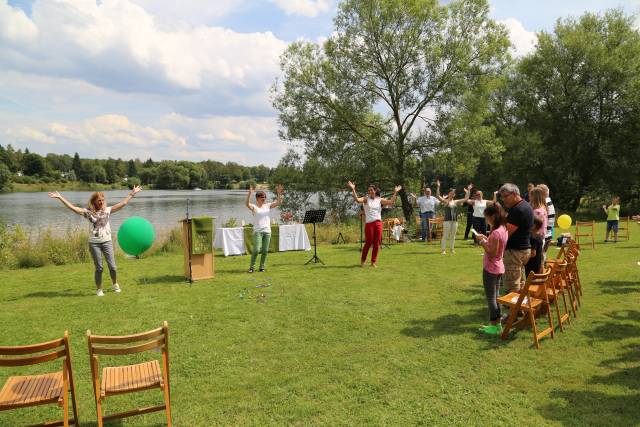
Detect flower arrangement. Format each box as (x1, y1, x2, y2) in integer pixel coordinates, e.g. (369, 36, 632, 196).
(280, 211, 293, 224)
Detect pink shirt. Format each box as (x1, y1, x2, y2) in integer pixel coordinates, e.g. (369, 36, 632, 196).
(483, 225, 508, 274)
(533, 207, 548, 238)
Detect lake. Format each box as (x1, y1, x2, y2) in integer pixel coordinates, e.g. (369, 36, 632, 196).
(0, 189, 280, 235)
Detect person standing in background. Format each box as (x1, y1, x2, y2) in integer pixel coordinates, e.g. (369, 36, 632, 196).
(537, 184, 555, 251)
(412, 186, 439, 242)
(435, 180, 471, 255)
(603, 196, 621, 243)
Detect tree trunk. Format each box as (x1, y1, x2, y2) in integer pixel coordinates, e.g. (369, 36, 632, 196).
(399, 188, 414, 223)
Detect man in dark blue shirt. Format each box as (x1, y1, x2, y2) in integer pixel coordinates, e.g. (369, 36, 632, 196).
(499, 183, 534, 292)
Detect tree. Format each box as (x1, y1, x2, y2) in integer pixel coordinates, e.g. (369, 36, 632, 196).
(273, 0, 509, 220)
(493, 10, 640, 210)
(0, 163, 11, 192)
(127, 159, 138, 178)
(154, 161, 190, 189)
(72, 153, 82, 179)
(22, 153, 47, 176)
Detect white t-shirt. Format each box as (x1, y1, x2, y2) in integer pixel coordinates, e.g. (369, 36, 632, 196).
(473, 200, 487, 218)
(363, 197, 382, 223)
(250, 204, 272, 233)
(83, 206, 112, 243)
(417, 195, 439, 213)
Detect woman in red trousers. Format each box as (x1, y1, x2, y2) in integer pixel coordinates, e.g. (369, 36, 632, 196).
(348, 181, 401, 267)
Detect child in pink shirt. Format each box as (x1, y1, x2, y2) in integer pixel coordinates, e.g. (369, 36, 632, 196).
(476, 203, 509, 335)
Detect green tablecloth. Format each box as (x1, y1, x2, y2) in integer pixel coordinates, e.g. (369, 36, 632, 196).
(243, 225, 279, 253)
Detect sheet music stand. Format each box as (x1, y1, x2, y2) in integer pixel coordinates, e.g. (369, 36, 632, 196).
(303, 209, 326, 265)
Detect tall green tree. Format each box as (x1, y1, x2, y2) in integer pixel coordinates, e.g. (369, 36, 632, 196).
(273, 0, 509, 220)
(72, 153, 82, 179)
(0, 163, 11, 192)
(494, 10, 640, 210)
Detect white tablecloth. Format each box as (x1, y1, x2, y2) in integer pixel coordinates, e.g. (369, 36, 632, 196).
(214, 227, 245, 256)
(279, 224, 311, 252)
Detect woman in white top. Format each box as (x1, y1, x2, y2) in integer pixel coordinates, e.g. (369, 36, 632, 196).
(49, 186, 142, 296)
(245, 184, 283, 273)
(435, 180, 470, 254)
(466, 190, 497, 245)
(348, 181, 401, 267)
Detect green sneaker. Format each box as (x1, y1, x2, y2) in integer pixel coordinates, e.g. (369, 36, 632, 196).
(481, 324, 503, 335)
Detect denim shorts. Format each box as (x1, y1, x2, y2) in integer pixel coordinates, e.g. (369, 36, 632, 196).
(606, 220, 619, 233)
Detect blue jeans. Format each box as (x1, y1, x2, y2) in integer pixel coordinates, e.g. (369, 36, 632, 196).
(420, 211, 435, 241)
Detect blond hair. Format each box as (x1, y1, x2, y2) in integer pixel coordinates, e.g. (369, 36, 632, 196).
(529, 187, 546, 211)
(88, 192, 105, 213)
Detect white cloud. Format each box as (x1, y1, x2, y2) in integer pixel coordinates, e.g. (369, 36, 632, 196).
(6, 126, 56, 145)
(0, 0, 287, 114)
(499, 18, 537, 58)
(0, 1, 37, 43)
(130, 0, 243, 25)
(1, 113, 287, 165)
(271, 0, 331, 18)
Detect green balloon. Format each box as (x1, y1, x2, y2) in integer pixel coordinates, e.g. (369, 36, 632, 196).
(117, 216, 155, 256)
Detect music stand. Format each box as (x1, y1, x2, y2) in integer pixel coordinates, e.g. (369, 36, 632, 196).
(303, 209, 326, 265)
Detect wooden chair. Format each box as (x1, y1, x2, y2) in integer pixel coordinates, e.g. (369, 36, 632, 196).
(384, 218, 396, 244)
(564, 251, 581, 315)
(498, 269, 555, 349)
(0, 332, 79, 427)
(617, 216, 631, 241)
(546, 260, 571, 332)
(428, 216, 444, 243)
(575, 220, 595, 249)
(87, 322, 172, 427)
(414, 215, 422, 240)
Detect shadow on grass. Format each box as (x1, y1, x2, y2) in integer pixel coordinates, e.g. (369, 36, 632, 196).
(597, 280, 640, 295)
(136, 275, 186, 285)
(583, 310, 640, 341)
(539, 311, 640, 425)
(401, 308, 486, 339)
(9, 288, 88, 300)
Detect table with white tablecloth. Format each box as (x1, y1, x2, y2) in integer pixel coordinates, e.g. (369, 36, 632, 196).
(214, 224, 311, 256)
(214, 227, 245, 256)
(278, 224, 311, 252)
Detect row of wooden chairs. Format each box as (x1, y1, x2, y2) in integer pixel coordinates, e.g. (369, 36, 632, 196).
(498, 241, 582, 349)
(574, 217, 631, 249)
(0, 322, 171, 427)
(414, 215, 444, 242)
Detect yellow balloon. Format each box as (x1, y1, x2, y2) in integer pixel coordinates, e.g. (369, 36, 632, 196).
(557, 214, 572, 229)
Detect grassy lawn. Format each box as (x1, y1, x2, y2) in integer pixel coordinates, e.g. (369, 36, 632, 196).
(1, 222, 639, 426)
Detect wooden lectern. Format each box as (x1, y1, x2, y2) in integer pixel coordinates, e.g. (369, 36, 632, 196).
(180, 218, 214, 281)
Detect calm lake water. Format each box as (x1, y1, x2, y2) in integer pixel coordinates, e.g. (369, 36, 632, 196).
(0, 189, 280, 235)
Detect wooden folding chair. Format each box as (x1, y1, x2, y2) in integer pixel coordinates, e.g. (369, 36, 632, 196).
(87, 322, 172, 427)
(564, 251, 581, 314)
(428, 216, 444, 243)
(618, 216, 631, 241)
(0, 332, 79, 427)
(575, 220, 595, 249)
(546, 260, 571, 332)
(498, 269, 554, 349)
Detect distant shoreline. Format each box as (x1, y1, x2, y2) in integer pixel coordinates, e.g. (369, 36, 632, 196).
(7, 182, 271, 193)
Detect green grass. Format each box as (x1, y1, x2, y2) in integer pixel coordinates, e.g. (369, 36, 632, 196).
(1, 222, 639, 426)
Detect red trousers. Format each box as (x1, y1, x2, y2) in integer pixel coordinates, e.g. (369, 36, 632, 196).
(361, 220, 383, 264)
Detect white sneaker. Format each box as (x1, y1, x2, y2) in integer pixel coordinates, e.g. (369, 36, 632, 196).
(96, 289, 104, 297)
(441, 250, 446, 255)
(112, 283, 121, 293)
(451, 250, 456, 254)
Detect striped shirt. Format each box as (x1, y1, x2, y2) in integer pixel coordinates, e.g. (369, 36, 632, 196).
(545, 197, 555, 239)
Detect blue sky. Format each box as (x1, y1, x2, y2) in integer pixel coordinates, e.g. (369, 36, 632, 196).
(1, 0, 638, 166)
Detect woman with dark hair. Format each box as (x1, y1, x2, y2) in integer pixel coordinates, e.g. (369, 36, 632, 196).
(245, 184, 283, 273)
(435, 180, 471, 254)
(347, 181, 401, 267)
(49, 186, 142, 296)
(475, 202, 508, 335)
